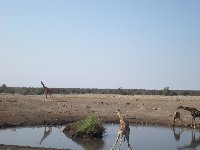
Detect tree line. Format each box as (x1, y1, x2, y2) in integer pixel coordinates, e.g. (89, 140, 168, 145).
(0, 84, 200, 96)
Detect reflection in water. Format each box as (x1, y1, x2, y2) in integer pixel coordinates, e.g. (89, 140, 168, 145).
(64, 132, 104, 150)
(40, 126, 52, 145)
(11, 128, 16, 132)
(1, 125, 200, 150)
(173, 127, 183, 141)
(177, 129, 200, 150)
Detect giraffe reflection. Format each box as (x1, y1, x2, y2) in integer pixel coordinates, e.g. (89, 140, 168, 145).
(111, 109, 133, 150)
(172, 127, 183, 141)
(40, 126, 52, 145)
(178, 129, 200, 150)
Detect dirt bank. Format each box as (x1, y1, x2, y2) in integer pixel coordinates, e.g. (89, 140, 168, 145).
(1, 94, 200, 128)
(0, 144, 69, 150)
(0, 94, 200, 149)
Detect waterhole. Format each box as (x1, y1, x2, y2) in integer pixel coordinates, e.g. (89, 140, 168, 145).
(0, 124, 199, 150)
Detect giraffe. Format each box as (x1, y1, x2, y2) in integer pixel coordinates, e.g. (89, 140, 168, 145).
(172, 111, 182, 127)
(177, 106, 200, 128)
(111, 109, 132, 150)
(41, 81, 52, 99)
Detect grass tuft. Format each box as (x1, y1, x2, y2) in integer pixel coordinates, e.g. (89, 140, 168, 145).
(63, 115, 104, 138)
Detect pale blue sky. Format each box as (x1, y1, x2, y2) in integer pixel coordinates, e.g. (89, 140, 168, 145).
(0, 0, 200, 90)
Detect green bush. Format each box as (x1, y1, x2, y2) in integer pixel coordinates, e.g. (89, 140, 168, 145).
(63, 116, 104, 138)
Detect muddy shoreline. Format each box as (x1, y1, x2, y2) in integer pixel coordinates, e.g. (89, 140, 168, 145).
(0, 144, 69, 150)
(1, 94, 200, 149)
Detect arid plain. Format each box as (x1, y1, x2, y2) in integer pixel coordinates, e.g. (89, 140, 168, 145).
(0, 94, 200, 149)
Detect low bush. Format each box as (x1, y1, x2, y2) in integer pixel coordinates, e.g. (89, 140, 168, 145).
(63, 116, 104, 138)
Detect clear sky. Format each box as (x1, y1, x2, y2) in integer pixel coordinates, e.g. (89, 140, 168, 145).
(0, 0, 200, 90)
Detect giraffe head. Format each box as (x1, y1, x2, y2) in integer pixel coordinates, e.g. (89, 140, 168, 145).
(174, 111, 180, 119)
(116, 109, 122, 116)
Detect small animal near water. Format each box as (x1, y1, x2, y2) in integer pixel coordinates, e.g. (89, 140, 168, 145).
(111, 109, 132, 150)
(177, 106, 200, 128)
(41, 81, 52, 99)
(85, 105, 91, 112)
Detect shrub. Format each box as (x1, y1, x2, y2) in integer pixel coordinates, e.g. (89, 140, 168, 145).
(63, 116, 104, 138)
(162, 87, 171, 96)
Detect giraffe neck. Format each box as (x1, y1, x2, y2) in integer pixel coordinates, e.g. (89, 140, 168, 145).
(180, 107, 200, 117)
(186, 107, 197, 112)
(41, 82, 46, 89)
(180, 106, 193, 112)
(117, 114, 125, 124)
(119, 119, 126, 126)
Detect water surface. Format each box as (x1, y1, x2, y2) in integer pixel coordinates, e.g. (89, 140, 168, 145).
(0, 124, 199, 150)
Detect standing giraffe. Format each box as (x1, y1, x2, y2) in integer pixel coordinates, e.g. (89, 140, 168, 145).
(41, 81, 52, 98)
(111, 109, 132, 150)
(177, 106, 200, 128)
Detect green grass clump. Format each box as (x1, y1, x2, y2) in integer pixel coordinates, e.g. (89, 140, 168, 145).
(63, 116, 104, 138)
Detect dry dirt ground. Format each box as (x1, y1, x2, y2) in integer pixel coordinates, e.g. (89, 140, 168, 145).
(0, 94, 200, 149)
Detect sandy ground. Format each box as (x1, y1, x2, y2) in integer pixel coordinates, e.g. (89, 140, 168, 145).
(0, 94, 200, 149)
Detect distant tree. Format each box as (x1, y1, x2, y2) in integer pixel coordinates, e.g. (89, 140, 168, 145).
(117, 87, 128, 95)
(162, 87, 171, 96)
(181, 91, 190, 96)
(1, 84, 8, 93)
(8, 88, 15, 94)
(21, 88, 30, 95)
(32, 88, 43, 95)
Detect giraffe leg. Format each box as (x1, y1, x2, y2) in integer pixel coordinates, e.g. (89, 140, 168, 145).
(191, 117, 195, 128)
(111, 134, 120, 150)
(125, 135, 133, 150)
(118, 134, 123, 150)
(198, 117, 200, 127)
(191, 117, 194, 128)
(173, 118, 176, 127)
